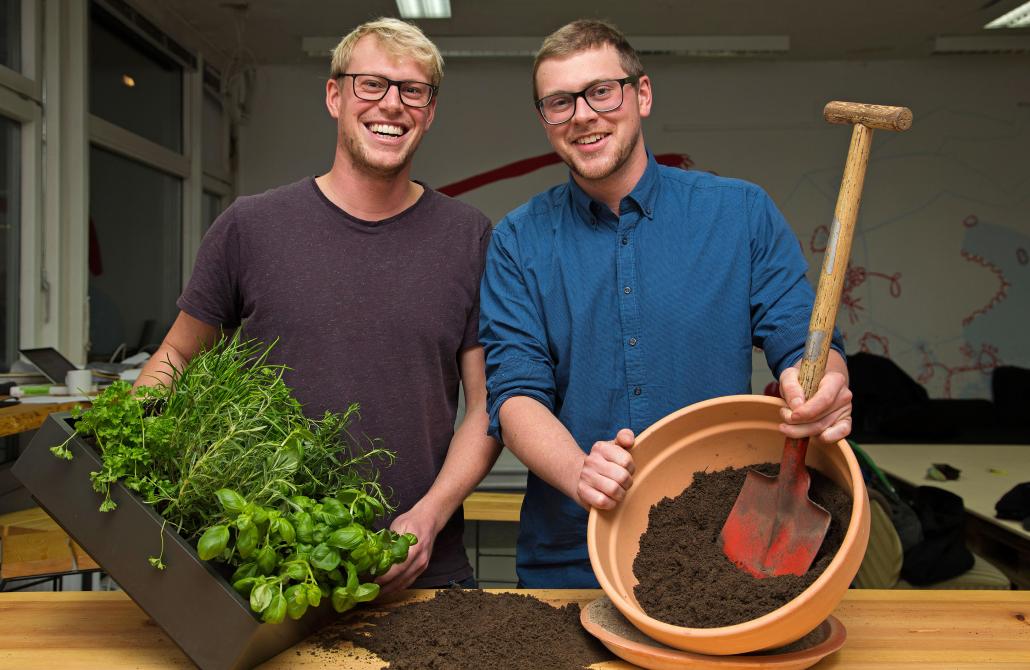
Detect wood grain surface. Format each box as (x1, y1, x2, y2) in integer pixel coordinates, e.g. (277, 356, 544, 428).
(0, 590, 1026, 669)
(0, 401, 84, 438)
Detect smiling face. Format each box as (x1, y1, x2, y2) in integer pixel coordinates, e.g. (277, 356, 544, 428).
(326, 35, 436, 178)
(534, 45, 651, 186)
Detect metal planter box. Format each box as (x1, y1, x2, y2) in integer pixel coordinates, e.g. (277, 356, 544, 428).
(13, 413, 337, 670)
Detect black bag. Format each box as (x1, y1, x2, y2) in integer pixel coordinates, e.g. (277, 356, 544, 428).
(995, 482, 1030, 521)
(900, 486, 974, 585)
(850, 441, 922, 551)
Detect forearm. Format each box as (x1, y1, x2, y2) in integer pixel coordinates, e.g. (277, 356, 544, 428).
(133, 344, 189, 389)
(413, 406, 501, 532)
(498, 395, 586, 503)
(132, 311, 224, 390)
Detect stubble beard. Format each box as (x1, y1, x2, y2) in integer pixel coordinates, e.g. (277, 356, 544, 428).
(563, 124, 641, 183)
(340, 129, 415, 179)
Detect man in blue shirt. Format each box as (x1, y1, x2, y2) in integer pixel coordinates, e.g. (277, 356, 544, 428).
(478, 19, 854, 588)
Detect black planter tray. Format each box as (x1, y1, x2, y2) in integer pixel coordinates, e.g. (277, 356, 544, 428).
(12, 413, 339, 670)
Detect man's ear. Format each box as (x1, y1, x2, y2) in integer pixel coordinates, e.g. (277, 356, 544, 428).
(636, 74, 653, 119)
(325, 77, 342, 119)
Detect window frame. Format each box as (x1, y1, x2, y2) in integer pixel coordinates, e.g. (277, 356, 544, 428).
(0, 0, 43, 369)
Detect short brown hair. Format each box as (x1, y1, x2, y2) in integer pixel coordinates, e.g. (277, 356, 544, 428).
(533, 19, 645, 98)
(330, 17, 444, 86)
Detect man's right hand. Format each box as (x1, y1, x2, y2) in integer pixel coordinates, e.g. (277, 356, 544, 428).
(576, 428, 635, 510)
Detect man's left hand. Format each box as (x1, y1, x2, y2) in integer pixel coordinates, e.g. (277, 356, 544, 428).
(374, 506, 438, 596)
(777, 357, 853, 443)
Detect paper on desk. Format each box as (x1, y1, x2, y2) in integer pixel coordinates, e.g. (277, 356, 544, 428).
(18, 394, 94, 403)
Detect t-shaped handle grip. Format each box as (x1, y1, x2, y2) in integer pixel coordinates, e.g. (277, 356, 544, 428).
(823, 101, 912, 132)
(796, 101, 913, 399)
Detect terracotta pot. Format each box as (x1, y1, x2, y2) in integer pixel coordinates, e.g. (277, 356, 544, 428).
(587, 395, 870, 656)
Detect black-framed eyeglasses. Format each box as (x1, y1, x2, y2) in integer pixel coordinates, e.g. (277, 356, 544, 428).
(338, 73, 438, 108)
(535, 75, 640, 125)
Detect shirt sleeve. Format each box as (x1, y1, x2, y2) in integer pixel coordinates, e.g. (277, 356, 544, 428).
(478, 221, 557, 440)
(177, 204, 243, 328)
(747, 186, 845, 377)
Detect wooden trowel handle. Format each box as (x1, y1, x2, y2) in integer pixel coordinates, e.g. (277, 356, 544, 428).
(797, 102, 912, 401)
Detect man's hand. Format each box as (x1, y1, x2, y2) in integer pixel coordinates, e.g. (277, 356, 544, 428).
(778, 355, 853, 443)
(576, 428, 636, 510)
(374, 505, 438, 596)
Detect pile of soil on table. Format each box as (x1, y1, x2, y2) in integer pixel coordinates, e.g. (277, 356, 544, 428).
(633, 463, 851, 629)
(310, 587, 613, 670)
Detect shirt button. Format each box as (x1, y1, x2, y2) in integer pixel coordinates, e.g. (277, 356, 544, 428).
(621, 236, 629, 245)
(633, 387, 642, 396)
(623, 286, 632, 294)
(629, 337, 638, 346)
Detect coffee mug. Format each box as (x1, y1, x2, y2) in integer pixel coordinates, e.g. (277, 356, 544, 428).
(65, 369, 93, 394)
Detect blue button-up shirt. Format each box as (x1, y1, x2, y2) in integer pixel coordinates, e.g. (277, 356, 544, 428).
(479, 151, 841, 587)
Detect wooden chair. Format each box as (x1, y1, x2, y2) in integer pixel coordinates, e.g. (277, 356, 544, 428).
(0, 507, 102, 591)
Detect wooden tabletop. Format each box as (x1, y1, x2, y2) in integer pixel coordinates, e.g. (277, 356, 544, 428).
(0, 400, 84, 438)
(463, 491, 524, 522)
(0, 589, 1026, 668)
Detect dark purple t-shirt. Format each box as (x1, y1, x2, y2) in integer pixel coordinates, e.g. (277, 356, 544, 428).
(178, 177, 491, 586)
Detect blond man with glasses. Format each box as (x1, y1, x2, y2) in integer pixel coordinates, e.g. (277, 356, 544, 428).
(480, 20, 853, 588)
(137, 18, 500, 594)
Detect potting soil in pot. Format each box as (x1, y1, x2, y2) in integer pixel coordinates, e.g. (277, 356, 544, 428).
(633, 462, 851, 628)
(310, 587, 613, 669)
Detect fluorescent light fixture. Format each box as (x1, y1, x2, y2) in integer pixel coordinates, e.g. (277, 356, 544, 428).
(630, 35, 789, 56)
(302, 35, 788, 59)
(396, 0, 451, 19)
(934, 35, 1030, 53)
(985, 0, 1030, 28)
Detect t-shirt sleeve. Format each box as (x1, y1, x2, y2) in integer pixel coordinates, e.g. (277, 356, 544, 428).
(177, 204, 244, 328)
(459, 216, 493, 351)
(747, 186, 845, 376)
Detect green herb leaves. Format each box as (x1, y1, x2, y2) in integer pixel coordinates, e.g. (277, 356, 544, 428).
(54, 334, 415, 623)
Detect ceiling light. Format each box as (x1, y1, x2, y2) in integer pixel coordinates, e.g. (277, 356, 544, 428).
(396, 0, 451, 19)
(122, 74, 136, 87)
(985, 0, 1030, 28)
(934, 35, 1030, 53)
(301, 35, 788, 59)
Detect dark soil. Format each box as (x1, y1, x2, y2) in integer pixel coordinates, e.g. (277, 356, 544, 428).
(310, 588, 613, 669)
(633, 463, 851, 629)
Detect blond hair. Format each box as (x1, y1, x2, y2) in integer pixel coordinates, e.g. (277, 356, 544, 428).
(533, 19, 644, 98)
(330, 18, 444, 86)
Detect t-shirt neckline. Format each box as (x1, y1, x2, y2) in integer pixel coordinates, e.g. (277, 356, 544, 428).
(308, 176, 431, 228)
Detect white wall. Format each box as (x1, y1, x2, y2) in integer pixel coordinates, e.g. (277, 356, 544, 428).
(239, 55, 1030, 401)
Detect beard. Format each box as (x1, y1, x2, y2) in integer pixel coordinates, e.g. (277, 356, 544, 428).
(561, 123, 641, 183)
(340, 127, 418, 178)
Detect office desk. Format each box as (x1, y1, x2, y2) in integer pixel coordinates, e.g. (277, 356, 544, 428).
(0, 399, 85, 438)
(861, 443, 1029, 588)
(0, 590, 1027, 668)
(463, 491, 523, 522)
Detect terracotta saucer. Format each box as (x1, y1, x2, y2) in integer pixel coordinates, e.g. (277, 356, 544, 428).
(581, 597, 846, 670)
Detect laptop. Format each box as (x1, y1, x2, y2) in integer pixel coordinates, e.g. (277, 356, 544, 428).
(18, 347, 81, 385)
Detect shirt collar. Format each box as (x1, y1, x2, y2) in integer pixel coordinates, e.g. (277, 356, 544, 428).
(566, 149, 660, 224)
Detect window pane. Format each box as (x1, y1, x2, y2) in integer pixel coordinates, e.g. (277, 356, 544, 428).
(0, 115, 19, 370)
(202, 90, 227, 174)
(0, 0, 20, 73)
(89, 146, 181, 358)
(202, 190, 224, 233)
(90, 9, 182, 152)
